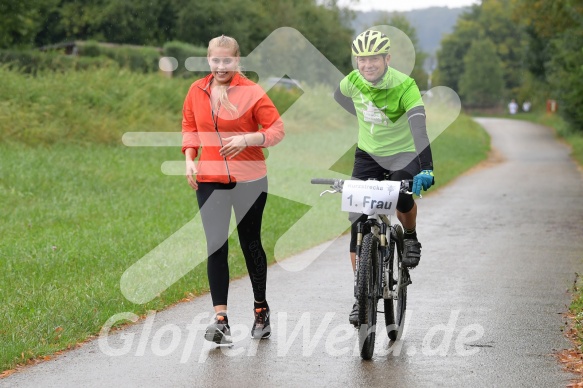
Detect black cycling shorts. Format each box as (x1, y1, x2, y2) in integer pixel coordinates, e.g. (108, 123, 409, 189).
(351, 147, 420, 214)
(348, 148, 420, 252)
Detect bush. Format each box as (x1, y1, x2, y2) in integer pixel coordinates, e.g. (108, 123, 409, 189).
(79, 41, 102, 58)
(0, 49, 116, 74)
(547, 32, 583, 132)
(76, 42, 161, 73)
(102, 45, 160, 73)
(162, 41, 208, 78)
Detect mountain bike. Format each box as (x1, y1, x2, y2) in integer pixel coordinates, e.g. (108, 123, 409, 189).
(311, 177, 413, 360)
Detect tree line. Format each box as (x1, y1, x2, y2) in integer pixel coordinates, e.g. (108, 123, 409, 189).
(4, 0, 578, 129)
(1, 0, 433, 85)
(0, 0, 356, 74)
(436, 0, 582, 130)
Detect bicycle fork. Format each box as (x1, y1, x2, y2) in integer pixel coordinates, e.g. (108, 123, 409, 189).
(353, 223, 363, 298)
(353, 220, 387, 300)
(376, 223, 387, 300)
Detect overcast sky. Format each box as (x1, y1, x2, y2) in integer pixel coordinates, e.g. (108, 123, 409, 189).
(338, 0, 480, 12)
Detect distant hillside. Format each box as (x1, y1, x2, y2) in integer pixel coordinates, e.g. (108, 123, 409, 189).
(352, 6, 469, 55)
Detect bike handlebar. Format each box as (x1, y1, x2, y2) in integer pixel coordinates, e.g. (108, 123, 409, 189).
(310, 178, 338, 185)
(311, 178, 415, 195)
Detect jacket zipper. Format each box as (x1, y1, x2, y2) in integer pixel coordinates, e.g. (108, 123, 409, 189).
(213, 106, 232, 183)
(204, 87, 232, 183)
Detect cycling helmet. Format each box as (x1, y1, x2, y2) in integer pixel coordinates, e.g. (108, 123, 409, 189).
(352, 30, 391, 56)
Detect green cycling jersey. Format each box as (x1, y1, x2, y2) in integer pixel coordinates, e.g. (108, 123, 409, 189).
(339, 67, 424, 157)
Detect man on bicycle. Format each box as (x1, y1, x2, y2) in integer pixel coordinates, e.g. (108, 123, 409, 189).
(333, 29, 434, 325)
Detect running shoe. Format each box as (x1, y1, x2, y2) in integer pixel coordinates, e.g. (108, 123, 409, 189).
(251, 307, 271, 339)
(204, 313, 232, 345)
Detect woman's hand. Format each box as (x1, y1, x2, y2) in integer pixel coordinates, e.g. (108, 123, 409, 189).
(220, 135, 248, 159)
(186, 159, 198, 190)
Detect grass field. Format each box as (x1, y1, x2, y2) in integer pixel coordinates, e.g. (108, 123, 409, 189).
(0, 67, 489, 371)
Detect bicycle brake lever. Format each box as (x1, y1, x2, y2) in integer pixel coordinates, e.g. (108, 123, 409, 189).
(320, 189, 337, 197)
(405, 191, 422, 198)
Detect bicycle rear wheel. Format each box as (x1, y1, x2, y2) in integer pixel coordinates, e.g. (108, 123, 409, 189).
(357, 233, 379, 360)
(385, 225, 407, 341)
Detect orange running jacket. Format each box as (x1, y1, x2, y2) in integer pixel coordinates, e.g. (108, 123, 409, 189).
(182, 73, 285, 183)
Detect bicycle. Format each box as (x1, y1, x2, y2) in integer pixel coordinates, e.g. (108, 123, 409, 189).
(311, 177, 414, 360)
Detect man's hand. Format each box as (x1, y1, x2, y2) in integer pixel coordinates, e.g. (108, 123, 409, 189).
(412, 170, 434, 196)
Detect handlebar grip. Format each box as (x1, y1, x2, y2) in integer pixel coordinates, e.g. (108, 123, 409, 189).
(311, 178, 337, 185)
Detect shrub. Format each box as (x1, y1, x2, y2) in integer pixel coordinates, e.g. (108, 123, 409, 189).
(0, 49, 116, 74)
(72, 41, 162, 73)
(162, 41, 208, 78)
(78, 41, 102, 58)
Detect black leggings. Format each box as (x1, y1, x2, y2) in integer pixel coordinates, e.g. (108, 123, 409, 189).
(196, 177, 268, 306)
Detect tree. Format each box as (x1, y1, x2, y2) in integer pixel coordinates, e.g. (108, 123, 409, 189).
(546, 27, 583, 130)
(514, 0, 583, 130)
(34, 0, 177, 47)
(458, 39, 504, 107)
(373, 13, 428, 89)
(478, 0, 525, 93)
(94, 0, 177, 45)
(3, 0, 356, 82)
(436, 0, 526, 96)
(292, 0, 354, 76)
(0, 0, 58, 48)
(37, 0, 108, 44)
(173, 0, 354, 77)
(174, 0, 270, 54)
(435, 6, 481, 92)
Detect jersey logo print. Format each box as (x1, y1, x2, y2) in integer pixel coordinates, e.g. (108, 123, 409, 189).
(360, 94, 388, 133)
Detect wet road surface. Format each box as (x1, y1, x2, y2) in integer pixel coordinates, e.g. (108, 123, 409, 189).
(3, 118, 583, 387)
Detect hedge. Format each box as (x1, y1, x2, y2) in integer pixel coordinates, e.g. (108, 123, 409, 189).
(0, 49, 117, 74)
(76, 41, 160, 73)
(162, 41, 208, 78)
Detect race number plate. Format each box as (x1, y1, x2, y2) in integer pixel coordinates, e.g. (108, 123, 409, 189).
(341, 180, 400, 215)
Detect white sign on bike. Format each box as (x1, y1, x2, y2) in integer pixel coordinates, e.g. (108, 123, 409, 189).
(341, 180, 400, 215)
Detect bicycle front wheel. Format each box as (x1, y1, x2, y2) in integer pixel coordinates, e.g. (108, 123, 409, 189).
(385, 225, 407, 341)
(357, 233, 379, 360)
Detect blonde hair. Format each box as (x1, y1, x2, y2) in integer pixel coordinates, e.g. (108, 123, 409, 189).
(208, 35, 245, 114)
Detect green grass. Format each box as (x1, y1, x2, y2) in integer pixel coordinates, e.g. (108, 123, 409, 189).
(0, 67, 187, 146)
(0, 143, 309, 368)
(0, 67, 490, 371)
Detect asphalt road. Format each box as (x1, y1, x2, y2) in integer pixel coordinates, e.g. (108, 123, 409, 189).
(3, 118, 583, 387)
